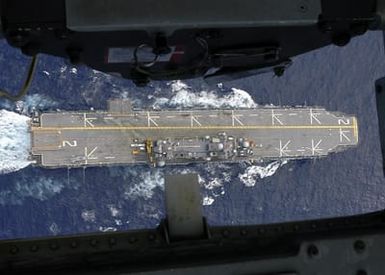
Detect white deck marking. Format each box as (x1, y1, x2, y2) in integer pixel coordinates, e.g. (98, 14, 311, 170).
(311, 139, 323, 155)
(147, 112, 159, 127)
(288, 113, 298, 116)
(232, 110, 244, 126)
(104, 156, 116, 159)
(84, 146, 98, 160)
(191, 115, 202, 127)
(83, 113, 96, 127)
(249, 114, 259, 117)
(276, 140, 291, 157)
(310, 109, 322, 125)
(166, 116, 176, 118)
(271, 110, 284, 125)
(62, 140, 78, 147)
(85, 119, 96, 127)
(104, 117, 114, 120)
(338, 118, 351, 125)
(209, 115, 218, 118)
(339, 129, 351, 142)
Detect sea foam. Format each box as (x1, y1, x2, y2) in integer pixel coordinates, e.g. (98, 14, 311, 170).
(0, 109, 32, 174)
(238, 160, 288, 187)
(153, 80, 257, 109)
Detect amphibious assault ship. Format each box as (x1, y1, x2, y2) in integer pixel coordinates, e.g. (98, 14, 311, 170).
(29, 99, 358, 168)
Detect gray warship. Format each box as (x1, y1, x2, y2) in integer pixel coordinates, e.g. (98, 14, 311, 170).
(29, 99, 358, 168)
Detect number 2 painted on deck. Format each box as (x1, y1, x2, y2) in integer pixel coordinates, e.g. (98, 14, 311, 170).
(62, 140, 78, 147)
(338, 119, 350, 125)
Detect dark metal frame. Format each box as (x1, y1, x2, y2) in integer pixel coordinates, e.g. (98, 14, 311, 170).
(1, 1, 385, 274)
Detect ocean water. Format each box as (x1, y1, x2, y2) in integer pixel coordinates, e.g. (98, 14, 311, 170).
(0, 31, 384, 239)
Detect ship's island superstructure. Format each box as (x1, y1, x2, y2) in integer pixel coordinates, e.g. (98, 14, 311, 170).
(29, 100, 358, 168)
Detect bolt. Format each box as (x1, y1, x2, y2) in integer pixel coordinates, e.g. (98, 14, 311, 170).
(222, 230, 230, 237)
(354, 240, 366, 254)
(240, 229, 248, 236)
(109, 237, 117, 246)
(275, 226, 283, 232)
(258, 228, 266, 234)
(89, 239, 98, 247)
(298, 3, 308, 13)
(129, 237, 137, 244)
(30, 245, 39, 252)
(70, 241, 78, 248)
(50, 242, 59, 251)
(9, 246, 19, 255)
(148, 234, 156, 241)
(307, 244, 319, 258)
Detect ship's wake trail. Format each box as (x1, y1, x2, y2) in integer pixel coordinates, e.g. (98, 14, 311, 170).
(0, 110, 32, 174)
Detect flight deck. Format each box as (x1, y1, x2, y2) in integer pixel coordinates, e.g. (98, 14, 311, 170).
(30, 100, 358, 168)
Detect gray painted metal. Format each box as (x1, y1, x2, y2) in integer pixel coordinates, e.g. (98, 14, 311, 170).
(377, 0, 385, 29)
(164, 174, 204, 240)
(65, 0, 321, 33)
(30, 100, 358, 168)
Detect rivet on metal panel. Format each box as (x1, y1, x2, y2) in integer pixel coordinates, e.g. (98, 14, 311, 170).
(50, 242, 59, 251)
(148, 234, 157, 241)
(258, 228, 266, 235)
(89, 239, 98, 247)
(30, 245, 39, 252)
(240, 229, 248, 236)
(298, 2, 308, 13)
(70, 241, 78, 248)
(129, 237, 137, 244)
(109, 237, 117, 246)
(354, 240, 366, 254)
(9, 246, 19, 255)
(307, 244, 319, 258)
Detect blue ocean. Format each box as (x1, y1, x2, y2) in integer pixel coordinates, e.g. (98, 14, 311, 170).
(0, 31, 384, 239)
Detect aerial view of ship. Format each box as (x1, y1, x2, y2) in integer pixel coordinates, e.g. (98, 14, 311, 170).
(29, 99, 359, 168)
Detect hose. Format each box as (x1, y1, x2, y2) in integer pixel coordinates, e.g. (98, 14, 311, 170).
(0, 55, 38, 101)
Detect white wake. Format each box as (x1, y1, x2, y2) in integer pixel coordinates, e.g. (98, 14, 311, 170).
(153, 80, 257, 109)
(238, 160, 288, 187)
(0, 109, 32, 174)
